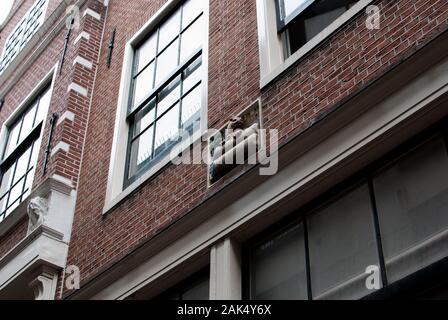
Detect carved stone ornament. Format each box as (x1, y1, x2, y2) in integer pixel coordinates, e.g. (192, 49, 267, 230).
(27, 197, 49, 234)
(209, 101, 261, 184)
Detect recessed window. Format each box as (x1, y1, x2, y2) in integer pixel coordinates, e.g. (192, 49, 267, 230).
(126, 0, 204, 185)
(374, 136, 448, 283)
(155, 268, 210, 300)
(0, 0, 49, 74)
(276, 0, 358, 57)
(307, 183, 379, 299)
(248, 224, 308, 300)
(0, 86, 51, 223)
(245, 125, 448, 300)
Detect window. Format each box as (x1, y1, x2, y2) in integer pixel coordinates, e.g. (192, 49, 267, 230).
(374, 136, 448, 283)
(0, 86, 51, 223)
(126, 0, 204, 185)
(0, 0, 49, 74)
(249, 224, 308, 300)
(307, 183, 379, 299)
(245, 124, 448, 300)
(155, 268, 210, 300)
(275, 0, 358, 57)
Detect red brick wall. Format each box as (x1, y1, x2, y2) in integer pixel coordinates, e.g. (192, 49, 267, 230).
(0, 0, 103, 260)
(63, 0, 448, 295)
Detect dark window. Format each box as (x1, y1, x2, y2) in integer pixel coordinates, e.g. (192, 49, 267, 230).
(275, 0, 358, 57)
(0, 0, 48, 73)
(0, 86, 51, 223)
(249, 223, 308, 300)
(126, 0, 204, 186)
(155, 268, 210, 300)
(245, 121, 448, 300)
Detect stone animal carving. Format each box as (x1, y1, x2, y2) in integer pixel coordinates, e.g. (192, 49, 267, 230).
(27, 197, 49, 233)
(209, 116, 259, 183)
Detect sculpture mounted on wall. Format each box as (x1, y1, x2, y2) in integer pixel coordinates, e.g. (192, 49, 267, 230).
(27, 197, 49, 234)
(209, 101, 261, 184)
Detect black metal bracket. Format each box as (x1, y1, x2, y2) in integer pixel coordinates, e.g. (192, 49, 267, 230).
(0, 97, 4, 110)
(106, 28, 116, 68)
(42, 113, 58, 176)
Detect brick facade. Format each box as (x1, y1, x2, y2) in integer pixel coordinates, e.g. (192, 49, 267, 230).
(0, 0, 447, 300)
(63, 0, 448, 296)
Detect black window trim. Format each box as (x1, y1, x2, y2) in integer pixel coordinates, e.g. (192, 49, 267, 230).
(243, 116, 448, 300)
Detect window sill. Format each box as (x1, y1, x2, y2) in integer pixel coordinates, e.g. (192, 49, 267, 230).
(260, 0, 374, 89)
(103, 129, 203, 215)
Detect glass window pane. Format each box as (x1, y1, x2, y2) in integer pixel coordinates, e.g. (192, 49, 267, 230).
(180, 16, 203, 63)
(304, 6, 346, 40)
(155, 39, 179, 86)
(129, 126, 154, 177)
(158, 76, 181, 116)
(158, 9, 181, 52)
(374, 136, 448, 283)
(133, 99, 156, 138)
(8, 178, 25, 210)
(282, 0, 309, 19)
(18, 104, 37, 143)
(133, 62, 155, 108)
(182, 0, 203, 30)
(13, 147, 32, 185)
(4, 122, 21, 158)
(251, 224, 308, 300)
(183, 58, 202, 94)
(181, 84, 201, 130)
(308, 184, 379, 300)
(154, 104, 179, 157)
(182, 277, 210, 300)
(0, 164, 15, 199)
(136, 34, 157, 73)
(35, 87, 51, 125)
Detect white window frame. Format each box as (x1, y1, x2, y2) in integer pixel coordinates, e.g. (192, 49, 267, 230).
(0, 63, 57, 229)
(104, 0, 209, 214)
(256, 0, 374, 88)
(0, 0, 49, 74)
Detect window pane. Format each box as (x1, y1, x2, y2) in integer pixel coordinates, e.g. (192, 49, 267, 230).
(182, 0, 203, 30)
(154, 104, 179, 157)
(35, 87, 51, 125)
(155, 39, 179, 86)
(158, 9, 181, 52)
(136, 34, 157, 73)
(18, 104, 37, 143)
(133, 99, 156, 138)
(182, 277, 210, 300)
(181, 84, 201, 130)
(250, 224, 307, 300)
(183, 58, 202, 94)
(285, 0, 308, 17)
(308, 184, 379, 300)
(304, 6, 345, 40)
(0, 164, 15, 199)
(13, 147, 32, 185)
(8, 178, 25, 211)
(180, 16, 203, 62)
(129, 126, 154, 177)
(374, 136, 448, 283)
(133, 62, 155, 108)
(158, 76, 181, 116)
(4, 122, 21, 158)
